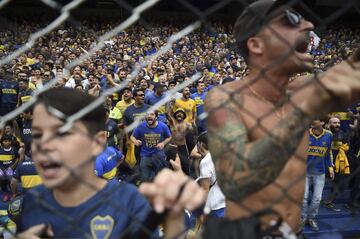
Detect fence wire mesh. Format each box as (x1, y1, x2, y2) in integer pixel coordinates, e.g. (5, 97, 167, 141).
(0, 0, 359, 238)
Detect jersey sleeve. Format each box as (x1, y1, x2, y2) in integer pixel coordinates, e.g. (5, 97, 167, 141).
(94, 157, 105, 177)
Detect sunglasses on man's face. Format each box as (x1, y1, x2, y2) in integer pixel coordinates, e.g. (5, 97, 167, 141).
(283, 9, 303, 26)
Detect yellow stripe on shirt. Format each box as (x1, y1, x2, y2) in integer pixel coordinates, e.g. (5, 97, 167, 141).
(20, 175, 43, 189)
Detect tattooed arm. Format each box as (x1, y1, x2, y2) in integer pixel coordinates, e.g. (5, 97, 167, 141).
(205, 86, 313, 202)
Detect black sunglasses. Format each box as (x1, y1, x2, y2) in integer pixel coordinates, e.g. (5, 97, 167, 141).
(283, 9, 303, 26)
(137, 94, 145, 97)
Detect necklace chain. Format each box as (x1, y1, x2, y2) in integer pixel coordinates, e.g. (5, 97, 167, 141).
(246, 83, 284, 119)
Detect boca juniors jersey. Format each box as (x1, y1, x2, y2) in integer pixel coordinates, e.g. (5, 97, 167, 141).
(18, 180, 153, 238)
(307, 129, 333, 174)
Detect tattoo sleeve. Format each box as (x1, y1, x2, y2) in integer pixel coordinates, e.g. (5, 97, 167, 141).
(207, 93, 312, 202)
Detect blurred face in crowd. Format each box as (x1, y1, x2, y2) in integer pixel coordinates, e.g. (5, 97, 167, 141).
(105, 96, 113, 107)
(22, 111, 33, 121)
(146, 112, 157, 126)
(43, 71, 51, 81)
(119, 70, 127, 80)
(123, 89, 132, 101)
(73, 66, 81, 75)
(213, 73, 221, 85)
(55, 78, 66, 88)
(158, 75, 167, 85)
(139, 79, 148, 90)
(175, 111, 185, 122)
(179, 67, 186, 75)
(329, 117, 341, 133)
(34, 69, 41, 77)
(18, 73, 28, 81)
(1, 139, 11, 149)
(75, 85, 84, 92)
(97, 66, 103, 74)
(197, 81, 205, 93)
(311, 120, 324, 130)
(18, 80, 28, 91)
(31, 104, 103, 189)
(134, 90, 145, 105)
(73, 74, 82, 84)
(4, 125, 13, 135)
(182, 87, 191, 99)
(88, 75, 96, 88)
(168, 82, 176, 89)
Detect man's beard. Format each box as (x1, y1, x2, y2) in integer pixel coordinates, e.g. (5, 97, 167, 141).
(146, 119, 155, 126)
(330, 126, 339, 133)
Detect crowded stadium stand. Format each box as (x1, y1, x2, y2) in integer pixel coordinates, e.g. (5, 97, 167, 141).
(0, 0, 359, 238)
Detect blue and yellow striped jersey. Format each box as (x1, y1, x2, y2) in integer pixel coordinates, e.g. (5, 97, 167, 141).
(13, 157, 42, 190)
(0, 147, 18, 168)
(94, 147, 124, 180)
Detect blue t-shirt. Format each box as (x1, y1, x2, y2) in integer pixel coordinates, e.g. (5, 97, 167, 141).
(132, 121, 171, 157)
(95, 147, 123, 180)
(144, 93, 166, 122)
(18, 180, 153, 238)
(0, 79, 19, 106)
(123, 104, 150, 127)
(21, 119, 32, 157)
(13, 156, 42, 191)
(190, 92, 207, 118)
(307, 129, 333, 175)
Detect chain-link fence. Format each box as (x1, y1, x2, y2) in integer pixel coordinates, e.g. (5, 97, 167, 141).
(0, 0, 359, 238)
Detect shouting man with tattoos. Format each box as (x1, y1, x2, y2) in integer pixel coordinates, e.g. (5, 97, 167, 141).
(204, 0, 360, 238)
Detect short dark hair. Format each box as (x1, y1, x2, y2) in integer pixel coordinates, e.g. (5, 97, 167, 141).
(35, 88, 106, 136)
(197, 131, 208, 150)
(195, 80, 205, 87)
(133, 88, 144, 97)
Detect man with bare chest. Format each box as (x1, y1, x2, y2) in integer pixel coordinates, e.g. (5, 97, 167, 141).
(204, 0, 360, 238)
(167, 107, 193, 175)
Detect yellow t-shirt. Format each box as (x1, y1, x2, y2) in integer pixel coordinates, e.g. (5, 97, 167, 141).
(116, 99, 135, 116)
(26, 58, 36, 66)
(109, 107, 122, 121)
(173, 98, 197, 123)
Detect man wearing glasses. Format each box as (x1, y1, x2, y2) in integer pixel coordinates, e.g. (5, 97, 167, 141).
(123, 89, 150, 171)
(204, 0, 360, 238)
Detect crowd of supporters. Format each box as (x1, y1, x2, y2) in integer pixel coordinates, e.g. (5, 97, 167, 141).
(0, 17, 359, 237)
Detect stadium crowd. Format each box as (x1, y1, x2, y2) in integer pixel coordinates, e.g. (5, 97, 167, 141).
(0, 14, 359, 238)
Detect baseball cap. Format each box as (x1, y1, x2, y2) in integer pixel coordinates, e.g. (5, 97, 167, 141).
(233, 0, 299, 57)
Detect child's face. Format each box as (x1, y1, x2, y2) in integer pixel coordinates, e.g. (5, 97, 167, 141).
(31, 104, 105, 189)
(1, 140, 11, 149)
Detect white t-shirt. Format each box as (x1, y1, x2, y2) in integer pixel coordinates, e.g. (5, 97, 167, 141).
(199, 153, 226, 211)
